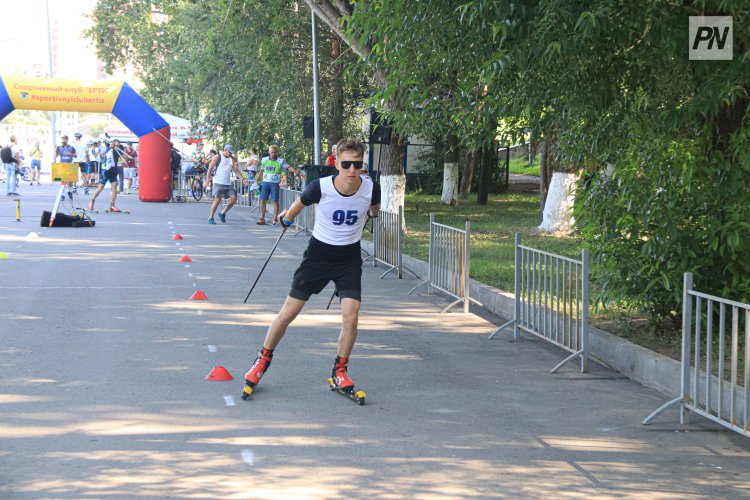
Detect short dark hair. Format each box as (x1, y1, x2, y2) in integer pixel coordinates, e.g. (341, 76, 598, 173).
(335, 138, 365, 160)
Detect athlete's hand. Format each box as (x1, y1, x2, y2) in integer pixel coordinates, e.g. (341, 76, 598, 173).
(279, 210, 293, 228)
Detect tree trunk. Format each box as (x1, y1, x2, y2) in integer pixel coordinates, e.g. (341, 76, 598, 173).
(539, 138, 549, 218)
(441, 131, 459, 205)
(379, 132, 406, 229)
(528, 131, 538, 166)
(302, 1, 405, 217)
(539, 135, 559, 221)
(329, 37, 344, 146)
(477, 140, 495, 206)
(537, 172, 577, 233)
(460, 149, 477, 199)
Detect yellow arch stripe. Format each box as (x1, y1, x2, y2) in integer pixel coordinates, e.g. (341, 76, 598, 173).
(2, 76, 123, 113)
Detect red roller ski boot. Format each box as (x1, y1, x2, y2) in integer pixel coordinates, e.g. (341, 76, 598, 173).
(328, 356, 366, 405)
(242, 348, 273, 400)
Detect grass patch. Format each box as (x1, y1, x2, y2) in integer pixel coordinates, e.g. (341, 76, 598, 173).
(508, 155, 540, 176)
(400, 192, 580, 291)
(368, 191, 694, 365)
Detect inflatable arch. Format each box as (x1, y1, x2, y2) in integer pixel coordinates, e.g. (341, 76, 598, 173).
(0, 76, 171, 202)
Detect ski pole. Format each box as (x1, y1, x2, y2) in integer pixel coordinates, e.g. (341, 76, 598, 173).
(326, 288, 338, 310)
(243, 226, 288, 304)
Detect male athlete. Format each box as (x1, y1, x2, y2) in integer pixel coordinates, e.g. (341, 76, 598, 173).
(243, 138, 380, 395)
(205, 144, 247, 224)
(88, 139, 129, 212)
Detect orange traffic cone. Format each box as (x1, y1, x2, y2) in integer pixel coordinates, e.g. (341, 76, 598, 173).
(179, 255, 193, 262)
(205, 366, 233, 381)
(190, 290, 208, 300)
(172, 234, 184, 240)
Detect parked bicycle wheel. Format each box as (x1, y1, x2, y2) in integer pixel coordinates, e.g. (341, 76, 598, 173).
(191, 177, 204, 201)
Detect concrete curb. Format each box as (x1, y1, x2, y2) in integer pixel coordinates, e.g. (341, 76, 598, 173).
(362, 240, 681, 399)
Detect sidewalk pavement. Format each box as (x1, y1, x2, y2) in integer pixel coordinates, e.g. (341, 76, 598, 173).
(0, 185, 748, 499)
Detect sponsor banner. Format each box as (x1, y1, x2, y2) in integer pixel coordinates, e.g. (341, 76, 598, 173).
(2, 76, 122, 112)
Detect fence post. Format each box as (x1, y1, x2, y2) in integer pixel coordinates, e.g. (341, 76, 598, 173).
(681, 272, 694, 425)
(373, 210, 379, 268)
(581, 247, 589, 373)
(514, 232, 521, 340)
(427, 212, 435, 295)
(463, 219, 470, 313)
(398, 205, 403, 278)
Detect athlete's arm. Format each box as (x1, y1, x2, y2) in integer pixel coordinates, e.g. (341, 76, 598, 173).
(369, 182, 381, 217)
(286, 163, 303, 177)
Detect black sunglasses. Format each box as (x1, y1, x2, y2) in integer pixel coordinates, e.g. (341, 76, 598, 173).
(340, 160, 364, 169)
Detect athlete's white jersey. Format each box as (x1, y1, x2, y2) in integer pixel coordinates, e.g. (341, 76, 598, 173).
(301, 175, 380, 246)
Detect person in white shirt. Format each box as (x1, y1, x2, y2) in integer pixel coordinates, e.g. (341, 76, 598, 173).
(242, 138, 380, 399)
(205, 144, 247, 224)
(87, 140, 100, 186)
(71, 132, 90, 193)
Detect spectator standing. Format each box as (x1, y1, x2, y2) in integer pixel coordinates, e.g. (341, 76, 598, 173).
(205, 144, 247, 224)
(326, 144, 337, 166)
(3, 135, 21, 196)
(257, 145, 303, 225)
(29, 140, 42, 185)
(56, 135, 77, 198)
(72, 132, 89, 193)
(123, 142, 138, 194)
(246, 147, 259, 178)
(87, 140, 100, 186)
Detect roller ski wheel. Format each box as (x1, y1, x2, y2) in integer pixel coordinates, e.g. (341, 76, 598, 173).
(241, 382, 254, 400)
(328, 378, 366, 405)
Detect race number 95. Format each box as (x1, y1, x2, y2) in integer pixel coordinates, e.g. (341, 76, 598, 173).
(332, 210, 358, 225)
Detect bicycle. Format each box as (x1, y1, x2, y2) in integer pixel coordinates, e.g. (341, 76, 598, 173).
(16, 164, 31, 183)
(189, 165, 207, 201)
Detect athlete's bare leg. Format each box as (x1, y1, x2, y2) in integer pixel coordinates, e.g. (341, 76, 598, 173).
(262, 296, 307, 350)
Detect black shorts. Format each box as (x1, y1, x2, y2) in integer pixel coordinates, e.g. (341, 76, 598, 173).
(100, 167, 118, 184)
(78, 162, 87, 173)
(290, 239, 363, 302)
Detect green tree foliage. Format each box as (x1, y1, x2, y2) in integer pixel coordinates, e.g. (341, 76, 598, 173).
(459, 0, 749, 317)
(88, 0, 369, 161)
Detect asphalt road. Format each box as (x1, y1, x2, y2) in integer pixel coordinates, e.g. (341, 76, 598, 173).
(1, 184, 749, 499)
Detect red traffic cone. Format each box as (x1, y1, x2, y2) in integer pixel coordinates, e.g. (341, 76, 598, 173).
(172, 234, 184, 240)
(179, 255, 193, 262)
(190, 290, 208, 300)
(206, 366, 233, 381)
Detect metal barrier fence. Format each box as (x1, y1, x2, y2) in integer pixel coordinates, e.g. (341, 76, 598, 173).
(643, 273, 749, 438)
(372, 207, 404, 279)
(232, 178, 258, 210)
(279, 187, 314, 234)
(489, 232, 590, 373)
(409, 213, 472, 313)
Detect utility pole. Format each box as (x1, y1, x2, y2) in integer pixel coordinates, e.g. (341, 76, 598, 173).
(46, 0, 57, 160)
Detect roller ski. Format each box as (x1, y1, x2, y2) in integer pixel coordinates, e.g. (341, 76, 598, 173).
(328, 356, 366, 405)
(104, 206, 130, 214)
(241, 348, 273, 400)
